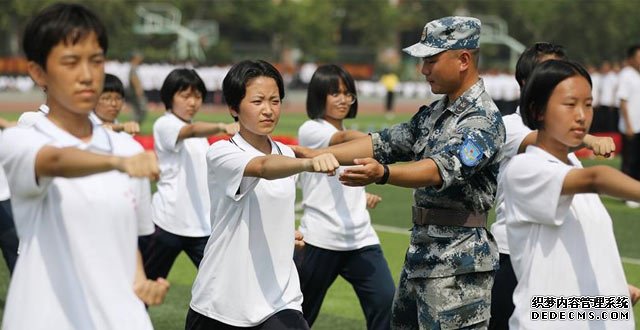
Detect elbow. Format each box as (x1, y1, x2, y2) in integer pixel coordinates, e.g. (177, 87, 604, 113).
(589, 166, 609, 193)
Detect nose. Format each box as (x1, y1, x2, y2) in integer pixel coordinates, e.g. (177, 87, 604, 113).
(575, 105, 588, 123)
(79, 61, 93, 85)
(421, 62, 431, 76)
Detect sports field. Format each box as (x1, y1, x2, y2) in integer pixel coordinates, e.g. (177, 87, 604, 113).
(0, 104, 638, 328)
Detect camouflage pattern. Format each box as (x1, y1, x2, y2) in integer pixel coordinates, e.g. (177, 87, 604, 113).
(392, 268, 494, 329)
(370, 79, 503, 328)
(403, 16, 481, 58)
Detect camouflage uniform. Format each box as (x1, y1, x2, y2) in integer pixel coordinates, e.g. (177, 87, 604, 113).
(373, 16, 505, 330)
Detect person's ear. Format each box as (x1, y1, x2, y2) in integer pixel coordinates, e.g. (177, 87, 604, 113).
(458, 50, 472, 71)
(27, 61, 47, 91)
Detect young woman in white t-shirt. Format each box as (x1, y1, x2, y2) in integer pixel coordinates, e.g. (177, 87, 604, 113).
(503, 59, 640, 329)
(187, 60, 339, 329)
(295, 64, 395, 329)
(144, 68, 238, 281)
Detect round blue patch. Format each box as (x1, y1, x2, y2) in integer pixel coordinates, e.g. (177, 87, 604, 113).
(459, 139, 483, 167)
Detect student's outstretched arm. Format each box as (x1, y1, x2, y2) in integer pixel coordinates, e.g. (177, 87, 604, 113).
(328, 129, 368, 146)
(244, 153, 339, 180)
(133, 250, 170, 306)
(562, 165, 640, 201)
(177, 122, 239, 141)
(105, 121, 140, 135)
(340, 157, 442, 188)
(291, 135, 374, 165)
(35, 146, 159, 180)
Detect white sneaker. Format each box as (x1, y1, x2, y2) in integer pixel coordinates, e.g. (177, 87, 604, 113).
(625, 201, 640, 208)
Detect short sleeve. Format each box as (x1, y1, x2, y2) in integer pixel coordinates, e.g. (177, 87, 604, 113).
(502, 113, 533, 158)
(206, 141, 260, 201)
(371, 122, 416, 164)
(0, 127, 51, 198)
(153, 115, 184, 152)
(504, 154, 573, 226)
(297, 120, 334, 149)
(616, 71, 631, 102)
(430, 115, 504, 191)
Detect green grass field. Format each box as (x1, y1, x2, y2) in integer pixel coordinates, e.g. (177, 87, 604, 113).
(0, 110, 638, 328)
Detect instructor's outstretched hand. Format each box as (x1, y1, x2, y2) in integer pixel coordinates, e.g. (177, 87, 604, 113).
(339, 158, 384, 186)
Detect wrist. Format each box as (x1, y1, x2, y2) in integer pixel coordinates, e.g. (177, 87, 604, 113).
(376, 164, 390, 185)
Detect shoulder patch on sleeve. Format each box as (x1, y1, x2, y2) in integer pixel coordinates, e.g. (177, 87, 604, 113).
(459, 138, 483, 166)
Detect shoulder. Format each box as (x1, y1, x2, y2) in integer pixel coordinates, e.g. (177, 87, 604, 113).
(154, 113, 180, 128)
(276, 142, 295, 157)
(109, 130, 144, 154)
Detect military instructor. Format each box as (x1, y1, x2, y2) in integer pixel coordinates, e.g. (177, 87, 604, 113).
(293, 16, 505, 329)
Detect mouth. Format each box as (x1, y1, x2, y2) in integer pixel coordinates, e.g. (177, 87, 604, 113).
(570, 128, 586, 137)
(77, 89, 96, 97)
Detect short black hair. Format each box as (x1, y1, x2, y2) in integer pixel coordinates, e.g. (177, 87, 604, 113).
(520, 60, 592, 130)
(23, 3, 108, 70)
(306, 64, 358, 120)
(626, 45, 640, 59)
(222, 60, 284, 121)
(103, 73, 124, 97)
(160, 68, 207, 110)
(515, 42, 567, 88)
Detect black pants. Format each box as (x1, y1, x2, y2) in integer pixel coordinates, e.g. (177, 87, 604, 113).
(488, 253, 517, 330)
(622, 133, 640, 181)
(294, 244, 395, 330)
(185, 308, 309, 330)
(385, 91, 395, 112)
(141, 225, 208, 280)
(0, 199, 18, 275)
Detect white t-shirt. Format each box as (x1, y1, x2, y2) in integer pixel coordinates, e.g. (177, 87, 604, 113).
(17, 104, 49, 127)
(190, 134, 303, 327)
(600, 72, 619, 107)
(297, 119, 379, 250)
(616, 66, 640, 133)
(152, 112, 211, 237)
(490, 110, 532, 254)
(0, 116, 152, 330)
(504, 146, 634, 330)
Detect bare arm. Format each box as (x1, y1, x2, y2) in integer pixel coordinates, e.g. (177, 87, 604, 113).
(244, 153, 339, 180)
(133, 250, 170, 306)
(561, 165, 640, 201)
(340, 157, 442, 188)
(177, 122, 238, 142)
(517, 131, 537, 154)
(291, 135, 374, 165)
(105, 121, 141, 135)
(0, 118, 16, 129)
(328, 129, 368, 146)
(35, 146, 159, 180)
(519, 131, 615, 157)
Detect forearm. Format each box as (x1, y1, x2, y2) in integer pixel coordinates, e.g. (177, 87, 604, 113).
(387, 159, 443, 188)
(179, 122, 226, 139)
(329, 130, 368, 146)
(246, 155, 311, 180)
(562, 166, 640, 200)
(135, 250, 147, 283)
(620, 101, 633, 132)
(321, 135, 374, 165)
(35, 146, 121, 178)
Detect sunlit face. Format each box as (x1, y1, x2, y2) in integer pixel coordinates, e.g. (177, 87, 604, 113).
(541, 75, 593, 148)
(171, 86, 202, 122)
(94, 91, 124, 123)
(231, 76, 281, 137)
(30, 32, 105, 116)
(421, 50, 462, 95)
(324, 79, 354, 123)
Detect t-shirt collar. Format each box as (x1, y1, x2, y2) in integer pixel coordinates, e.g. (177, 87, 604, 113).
(33, 115, 113, 153)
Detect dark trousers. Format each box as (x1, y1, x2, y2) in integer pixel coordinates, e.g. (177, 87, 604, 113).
(385, 91, 395, 112)
(185, 308, 309, 330)
(294, 244, 395, 330)
(141, 225, 208, 280)
(0, 199, 18, 275)
(488, 253, 517, 330)
(622, 133, 640, 180)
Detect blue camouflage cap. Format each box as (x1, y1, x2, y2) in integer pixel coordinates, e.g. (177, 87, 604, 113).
(403, 16, 481, 58)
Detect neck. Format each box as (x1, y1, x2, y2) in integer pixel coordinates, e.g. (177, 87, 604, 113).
(239, 128, 272, 154)
(322, 117, 343, 131)
(535, 132, 571, 164)
(47, 102, 93, 141)
(447, 73, 479, 102)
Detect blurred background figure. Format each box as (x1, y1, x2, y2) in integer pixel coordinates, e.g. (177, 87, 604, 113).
(127, 51, 148, 124)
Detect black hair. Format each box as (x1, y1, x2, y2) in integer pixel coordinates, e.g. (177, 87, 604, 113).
(222, 60, 284, 121)
(160, 68, 207, 110)
(520, 60, 592, 130)
(626, 45, 640, 59)
(515, 42, 566, 88)
(306, 64, 358, 120)
(103, 73, 124, 97)
(22, 3, 108, 70)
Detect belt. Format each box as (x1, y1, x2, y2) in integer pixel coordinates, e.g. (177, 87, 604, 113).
(411, 206, 487, 227)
